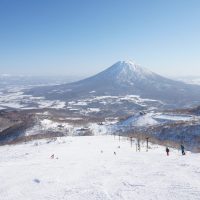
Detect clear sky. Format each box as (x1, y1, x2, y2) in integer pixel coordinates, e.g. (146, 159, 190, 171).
(0, 0, 200, 77)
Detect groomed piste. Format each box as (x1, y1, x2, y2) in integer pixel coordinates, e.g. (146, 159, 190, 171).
(0, 135, 200, 200)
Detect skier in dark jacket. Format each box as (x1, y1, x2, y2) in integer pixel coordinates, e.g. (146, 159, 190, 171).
(166, 147, 169, 156)
(181, 144, 185, 155)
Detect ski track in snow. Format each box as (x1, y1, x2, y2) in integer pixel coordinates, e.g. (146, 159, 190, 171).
(0, 136, 200, 200)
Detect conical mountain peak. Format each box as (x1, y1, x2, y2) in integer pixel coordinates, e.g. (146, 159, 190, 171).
(27, 59, 200, 107)
(100, 60, 155, 83)
(112, 59, 139, 69)
(115, 59, 138, 66)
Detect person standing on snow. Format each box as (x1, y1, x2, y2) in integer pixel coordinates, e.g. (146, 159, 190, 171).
(181, 144, 185, 155)
(166, 147, 169, 156)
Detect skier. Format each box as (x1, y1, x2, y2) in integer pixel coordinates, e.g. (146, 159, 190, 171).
(50, 154, 55, 159)
(166, 147, 169, 156)
(180, 144, 185, 155)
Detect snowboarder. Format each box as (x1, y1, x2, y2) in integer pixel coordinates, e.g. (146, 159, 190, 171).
(166, 147, 169, 156)
(181, 144, 185, 155)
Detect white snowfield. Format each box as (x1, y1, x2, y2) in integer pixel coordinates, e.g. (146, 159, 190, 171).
(0, 90, 66, 110)
(0, 136, 200, 200)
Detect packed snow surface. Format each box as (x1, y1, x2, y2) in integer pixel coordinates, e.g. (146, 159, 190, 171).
(120, 112, 196, 129)
(122, 113, 159, 127)
(153, 114, 192, 121)
(0, 136, 200, 200)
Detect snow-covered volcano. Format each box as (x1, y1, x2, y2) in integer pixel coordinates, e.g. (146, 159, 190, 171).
(27, 60, 200, 107)
(91, 60, 156, 85)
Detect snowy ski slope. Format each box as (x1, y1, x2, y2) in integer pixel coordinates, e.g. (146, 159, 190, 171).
(0, 135, 200, 200)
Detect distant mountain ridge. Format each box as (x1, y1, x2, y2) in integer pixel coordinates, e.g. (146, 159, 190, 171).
(27, 60, 200, 107)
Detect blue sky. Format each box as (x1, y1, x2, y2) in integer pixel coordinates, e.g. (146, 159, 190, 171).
(0, 0, 200, 76)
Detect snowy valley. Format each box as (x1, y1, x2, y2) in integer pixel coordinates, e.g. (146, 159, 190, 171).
(1, 61, 200, 151)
